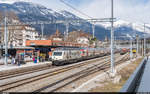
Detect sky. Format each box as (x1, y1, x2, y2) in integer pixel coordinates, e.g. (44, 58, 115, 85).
(0, 0, 149, 23)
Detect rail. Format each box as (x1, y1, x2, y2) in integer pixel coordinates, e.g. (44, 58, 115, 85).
(34, 53, 129, 92)
(120, 57, 148, 92)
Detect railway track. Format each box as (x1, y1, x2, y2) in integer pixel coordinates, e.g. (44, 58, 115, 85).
(0, 63, 52, 80)
(0, 54, 113, 92)
(0, 53, 129, 92)
(0, 66, 53, 80)
(0, 53, 111, 80)
(34, 54, 130, 92)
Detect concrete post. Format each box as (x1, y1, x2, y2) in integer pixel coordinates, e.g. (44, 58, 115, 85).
(110, 0, 115, 74)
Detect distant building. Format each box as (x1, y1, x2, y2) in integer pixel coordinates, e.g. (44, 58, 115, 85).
(68, 30, 92, 43)
(76, 37, 89, 45)
(104, 36, 109, 42)
(22, 25, 39, 46)
(0, 24, 39, 47)
(0, 12, 40, 47)
(49, 29, 64, 41)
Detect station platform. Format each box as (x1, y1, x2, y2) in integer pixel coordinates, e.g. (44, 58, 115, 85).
(0, 58, 11, 65)
(138, 57, 150, 92)
(0, 57, 33, 65)
(0, 61, 52, 72)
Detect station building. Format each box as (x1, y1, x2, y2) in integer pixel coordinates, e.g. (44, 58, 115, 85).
(0, 46, 34, 62)
(0, 19, 39, 59)
(26, 40, 88, 61)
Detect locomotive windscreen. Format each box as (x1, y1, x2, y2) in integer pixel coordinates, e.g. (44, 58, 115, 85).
(53, 52, 62, 56)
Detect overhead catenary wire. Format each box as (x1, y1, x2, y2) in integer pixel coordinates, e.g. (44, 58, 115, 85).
(59, 0, 93, 19)
(59, 0, 96, 38)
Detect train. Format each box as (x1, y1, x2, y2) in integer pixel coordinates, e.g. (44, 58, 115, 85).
(132, 48, 136, 53)
(120, 48, 129, 55)
(51, 47, 121, 66)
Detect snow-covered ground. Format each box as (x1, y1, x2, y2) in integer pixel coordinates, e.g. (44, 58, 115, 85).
(0, 57, 32, 64)
(0, 58, 11, 64)
(0, 61, 52, 72)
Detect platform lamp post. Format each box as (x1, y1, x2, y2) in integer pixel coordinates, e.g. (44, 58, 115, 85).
(110, 0, 115, 74)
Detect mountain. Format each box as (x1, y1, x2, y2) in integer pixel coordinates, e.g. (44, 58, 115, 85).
(0, 2, 106, 39)
(99, 20, 150, 40)
(0, 1, 149, 40)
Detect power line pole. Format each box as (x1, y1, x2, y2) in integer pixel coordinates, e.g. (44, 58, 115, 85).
(115, 36, 117, 48)
(65, 23, 69, 41)
(141, 39, 143, 56)
(144, 23, 146, 56)
(111, 0, 114, 73)
(4, 9, 8, 65)
(142, 39, 144, 56)
(136, 35, 139, 55)
(92, 23, 95, 38)
(130, 37, 133, 60)
(41, 23, 44, 40)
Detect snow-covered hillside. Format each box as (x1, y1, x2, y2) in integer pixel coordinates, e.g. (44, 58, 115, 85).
(99, 20, 150, 34)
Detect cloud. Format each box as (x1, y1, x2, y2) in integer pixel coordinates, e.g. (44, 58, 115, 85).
(76, 0, 150, 23)
(1, 0, 149, 23)
(30, 0, 91, 17)
(0, 0, 29, 4)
